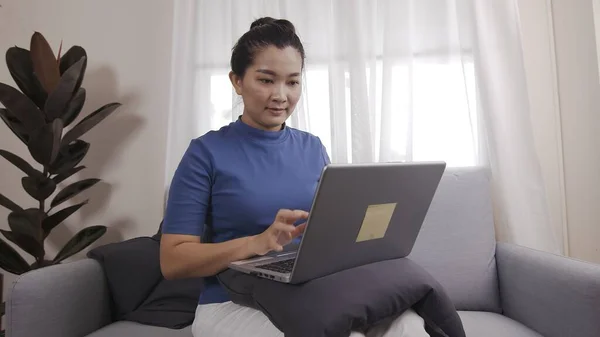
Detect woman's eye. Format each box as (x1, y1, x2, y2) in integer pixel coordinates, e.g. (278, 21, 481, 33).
(259, 79, 273, 84)
(289, 81, 300, 86)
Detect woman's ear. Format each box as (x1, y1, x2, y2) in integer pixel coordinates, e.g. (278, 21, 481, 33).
(229, 71, 243, 95)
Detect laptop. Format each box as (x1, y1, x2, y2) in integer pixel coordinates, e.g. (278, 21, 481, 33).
(228, 161, 446, 284)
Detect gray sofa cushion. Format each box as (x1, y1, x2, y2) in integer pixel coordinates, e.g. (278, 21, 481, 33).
(86, 311, 540, 337)
(85, 322, 192, 337)
(409, 167, 501, 312)
(458, 311, 542, 336)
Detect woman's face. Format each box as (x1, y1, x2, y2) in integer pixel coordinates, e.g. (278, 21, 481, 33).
(230, 45, 303, 131)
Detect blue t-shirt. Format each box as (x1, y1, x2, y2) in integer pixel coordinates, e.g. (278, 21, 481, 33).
(162, 117, 330, 304)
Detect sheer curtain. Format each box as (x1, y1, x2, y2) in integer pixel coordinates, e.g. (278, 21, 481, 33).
(165, 0, 561, 253)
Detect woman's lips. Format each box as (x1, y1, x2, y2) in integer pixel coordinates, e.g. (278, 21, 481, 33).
(267, 108, 286, 115)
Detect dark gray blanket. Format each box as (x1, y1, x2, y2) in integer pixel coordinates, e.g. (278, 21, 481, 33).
(217, 257, 466, 337)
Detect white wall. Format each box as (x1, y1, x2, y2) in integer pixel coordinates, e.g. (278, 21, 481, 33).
(518, 0, 600, 263)
(0, 0, 174, 302)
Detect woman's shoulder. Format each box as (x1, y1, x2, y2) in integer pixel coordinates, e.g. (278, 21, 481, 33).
(287, 127, 324, 145)
(189, 123, 238, 148)
(179, 123, 238, 167)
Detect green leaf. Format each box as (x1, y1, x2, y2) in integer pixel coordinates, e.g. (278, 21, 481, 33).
(62, 88, 86, 127)
(59, 46, 87, 77)
(53, 225, 106, 263)
(44, 57, 86, 121)
(50, 118, 63, 163)
(7, 208, 45, 242)
(0, 229, 43, 259)
(42, 200, 87, 239)
(0, 237, 31, 275)
(0, 82, 45, 132)
(59, 46, 87, 110)
(52, 165, 85, 185)
(0, 193, 23, 212)
(0, 108, 29, 144)
(22, 175, 56, 201)
(0, 149, 42, 177)
(50, 178, 100, 209)
(27, 118, 63, 166)
(30, 32, 60, 94)
(48, 140, 89, 175)
(62, 102, 121, 145)
(5, 46, 47, 109)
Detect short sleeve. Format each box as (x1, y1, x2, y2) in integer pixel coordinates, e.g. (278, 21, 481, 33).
(162, 139, 212, 237)
(319, 138, 331, 165)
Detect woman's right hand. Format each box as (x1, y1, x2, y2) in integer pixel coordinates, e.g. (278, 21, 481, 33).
(249, 209, 309, 256)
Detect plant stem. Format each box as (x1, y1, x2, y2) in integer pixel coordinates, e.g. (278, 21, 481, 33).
(36, 167, 49, 265)
(40, 167, 47, 213)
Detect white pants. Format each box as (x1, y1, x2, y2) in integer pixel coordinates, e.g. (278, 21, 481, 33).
(192, 301, 429, 337)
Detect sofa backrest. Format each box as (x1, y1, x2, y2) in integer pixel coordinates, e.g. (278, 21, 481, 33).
(408, 166, 501, 313)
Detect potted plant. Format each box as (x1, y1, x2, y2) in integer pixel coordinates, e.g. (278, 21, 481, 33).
(0, 32, 121, 335)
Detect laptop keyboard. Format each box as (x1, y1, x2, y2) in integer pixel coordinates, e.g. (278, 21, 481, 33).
(256, 259, 295, 273)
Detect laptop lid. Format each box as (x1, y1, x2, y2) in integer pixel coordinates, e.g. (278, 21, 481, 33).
(289, 161, 446, 284)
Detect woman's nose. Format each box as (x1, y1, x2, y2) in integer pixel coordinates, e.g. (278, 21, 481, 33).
(271, 84, 287, 102)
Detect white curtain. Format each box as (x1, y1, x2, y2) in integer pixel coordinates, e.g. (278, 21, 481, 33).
(469, 1, 561, 253)
(165, 0, 561, 254)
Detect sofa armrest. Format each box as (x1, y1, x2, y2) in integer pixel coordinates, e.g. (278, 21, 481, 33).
(6, 258, 112, 337)
(496, 243, 600, 337)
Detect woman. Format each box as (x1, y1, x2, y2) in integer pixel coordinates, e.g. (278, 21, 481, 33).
(160, 17, 429, 337)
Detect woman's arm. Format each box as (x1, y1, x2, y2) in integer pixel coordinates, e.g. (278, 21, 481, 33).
(160, 139, 223, 279)
(160, 233, 255, 279)
(160, 210, 309, 280)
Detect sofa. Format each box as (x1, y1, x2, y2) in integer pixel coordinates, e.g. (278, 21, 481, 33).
(5, 166, 600, 337)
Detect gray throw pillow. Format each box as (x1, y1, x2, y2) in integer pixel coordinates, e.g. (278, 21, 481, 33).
(88, 237, 163, 320)
(217, 258, 465, 337)
(87, 234, 203, 329)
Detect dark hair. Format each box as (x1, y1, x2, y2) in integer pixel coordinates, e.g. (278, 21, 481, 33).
(230, 17, 305, 77)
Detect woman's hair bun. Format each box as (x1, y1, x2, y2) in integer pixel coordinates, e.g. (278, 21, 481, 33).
(231, 16, 305, 76)
(250, 17, 296, 34)
(250, 17, 276, 30)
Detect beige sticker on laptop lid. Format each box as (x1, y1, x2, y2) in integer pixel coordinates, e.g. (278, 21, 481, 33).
(356, 203, 397, 242)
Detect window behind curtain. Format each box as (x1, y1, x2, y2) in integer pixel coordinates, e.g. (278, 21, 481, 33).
(186, 0, 479, 168)
(203, 58, 478, 167)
